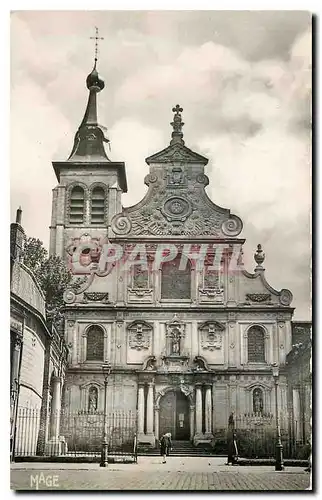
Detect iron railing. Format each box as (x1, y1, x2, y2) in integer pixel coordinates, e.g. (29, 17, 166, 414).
(212, 412, 311, 459)
(14, 407, 137, 460)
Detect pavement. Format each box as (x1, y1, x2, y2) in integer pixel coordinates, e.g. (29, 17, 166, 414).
(10, 456, 312, 491)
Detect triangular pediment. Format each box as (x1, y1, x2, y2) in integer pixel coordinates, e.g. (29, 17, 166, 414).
(145, 143, 208, 165)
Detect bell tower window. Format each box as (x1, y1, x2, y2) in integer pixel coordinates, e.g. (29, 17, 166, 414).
(69, 186, 85, 224)
(91, 186, 105, 224)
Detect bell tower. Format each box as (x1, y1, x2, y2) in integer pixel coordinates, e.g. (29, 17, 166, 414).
(49, 29, 127, 258)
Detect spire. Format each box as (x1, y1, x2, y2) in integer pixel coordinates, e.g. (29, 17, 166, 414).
(67, 28, 110, 162)
(170, 104, 185, 146)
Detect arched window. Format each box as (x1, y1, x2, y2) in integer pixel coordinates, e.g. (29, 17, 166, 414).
(86, 325, 104, 361)
(161, 255, 191, 300)
(247, 325, 265, 362)
(69, 186, 85, 224)
(253, 388, 264, 414)
(91, 186, 105, 224)
(88, 386, 98, 412)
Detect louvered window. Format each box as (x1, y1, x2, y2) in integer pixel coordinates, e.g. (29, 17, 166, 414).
(69, 186, 85, 224)
(91, 187, 105, 224)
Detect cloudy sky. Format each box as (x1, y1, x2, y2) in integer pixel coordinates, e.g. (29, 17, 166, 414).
(10, 10, 311, 319)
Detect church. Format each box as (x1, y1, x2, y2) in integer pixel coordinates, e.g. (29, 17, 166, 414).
(49, 56, 297, 450)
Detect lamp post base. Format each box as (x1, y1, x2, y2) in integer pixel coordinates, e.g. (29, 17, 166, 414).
(100, 440, 108, 468)
(275, 443, 284, 471)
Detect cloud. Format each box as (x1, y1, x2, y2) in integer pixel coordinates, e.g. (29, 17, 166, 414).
(10, 12, 311, 319)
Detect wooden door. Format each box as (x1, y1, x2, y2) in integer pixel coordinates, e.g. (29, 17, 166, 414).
(159, 392, 176, 438)
(159, 391, 190, 440)
(175, 391, 190, 439)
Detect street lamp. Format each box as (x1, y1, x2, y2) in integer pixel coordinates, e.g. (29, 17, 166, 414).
(100, 361, 111, 468)
(271, 362, 284, 471)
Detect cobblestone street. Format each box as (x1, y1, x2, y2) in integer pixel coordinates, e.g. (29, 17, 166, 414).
(10, 457, 311, 491)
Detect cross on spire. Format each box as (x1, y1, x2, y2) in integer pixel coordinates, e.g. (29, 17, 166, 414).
(90, 27, 104, 66)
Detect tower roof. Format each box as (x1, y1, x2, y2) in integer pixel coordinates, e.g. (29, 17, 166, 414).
(67, 61, 110, 162)
(67, 28, 110, 162)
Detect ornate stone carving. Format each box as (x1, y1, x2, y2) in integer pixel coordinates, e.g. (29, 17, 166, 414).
(146, 143, 208, 165)
(221, 215, 243, 237)
(254, 244, 265, 270)
(194, 356, 211, 372)
(127, 321, 152, 351)
(64, 290, 76, 304)
(111, 213, 132, 235)
(167, 166, 187, 188)
(83, 292, 109, 302)
(161, 355, 190, 372)
(199, 321, 225, 351)
(142, 355, 157, 371)
(128, 288, 153, 298)
(196, 173, 209, 186)
(246, 293, 271, 303)
(160, 197, 193, 222)
(199, 287, 224, 302)
(144, 173, 158, 185)
(279, 289, 293, 306)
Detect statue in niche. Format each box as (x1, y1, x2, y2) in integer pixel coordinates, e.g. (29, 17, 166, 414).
(253, 388, 263, 414)
(171, 329, 181, 355)
(88, 386, 98, 412)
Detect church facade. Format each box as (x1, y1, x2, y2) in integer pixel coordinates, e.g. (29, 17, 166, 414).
(49, 61, 295, 447)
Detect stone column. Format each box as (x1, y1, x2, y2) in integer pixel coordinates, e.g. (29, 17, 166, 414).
(137, 385, 145, 435)
(45, 376, 65, 456)
(50, 376, 62, 440)
(146, 383, 154, 434)
(10, 334, 23, 460)
(154, 406, 160, 441)
(205, 386, 212, 435)
(189, 405, 195, 440)
(195, 385, 203, 434)
(292, 388, 301, 440)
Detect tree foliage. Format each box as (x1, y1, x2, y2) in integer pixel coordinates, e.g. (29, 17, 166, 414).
(23, 236, 85, 313)
(23, 237, 47, 272)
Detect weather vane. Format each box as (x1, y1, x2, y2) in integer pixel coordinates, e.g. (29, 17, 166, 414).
(90, 27, 104, 65)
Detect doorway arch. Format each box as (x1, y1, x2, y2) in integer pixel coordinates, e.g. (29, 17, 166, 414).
(159, 389, 190, 440)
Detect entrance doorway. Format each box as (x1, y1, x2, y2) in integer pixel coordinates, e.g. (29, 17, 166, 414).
(159, 390, 190, 440)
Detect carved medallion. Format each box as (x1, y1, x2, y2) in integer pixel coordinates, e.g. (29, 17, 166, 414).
(279, 289, 293, 306)
(64, 290, 76, 304)
(161, 197, 193, 222)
